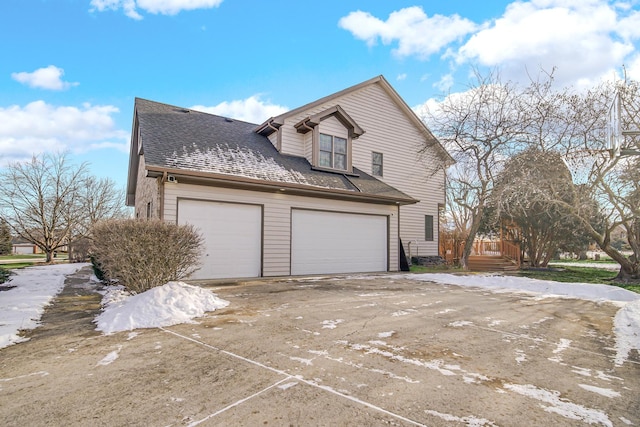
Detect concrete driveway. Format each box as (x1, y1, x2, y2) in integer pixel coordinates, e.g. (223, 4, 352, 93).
(1, 269, 638, 426)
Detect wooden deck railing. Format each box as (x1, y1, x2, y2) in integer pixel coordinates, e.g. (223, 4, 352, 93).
(441, 238, 521, 267)
(472, 240, 501, 256)
(501, 240, 521, 265)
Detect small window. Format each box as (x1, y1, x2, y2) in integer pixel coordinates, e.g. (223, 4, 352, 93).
(425, 215, 434, 241)
(319, 133, 347, 170)
(372, 152, 383, 176)
(146, 202, 152, 219)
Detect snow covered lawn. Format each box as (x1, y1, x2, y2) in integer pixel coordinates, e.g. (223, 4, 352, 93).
(0, 264, 229, 349)
(0, 263, 88, 349)
(548, 261, 622, 271)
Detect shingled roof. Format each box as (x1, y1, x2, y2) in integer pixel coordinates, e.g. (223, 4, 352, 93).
(129, 98, 417, 205)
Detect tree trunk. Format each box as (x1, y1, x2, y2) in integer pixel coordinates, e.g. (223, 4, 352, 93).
(597, 240, 639, 281)
(45, 249, 54, 264)
(614, 263, 639, 281)
(460, 204, 485, 270)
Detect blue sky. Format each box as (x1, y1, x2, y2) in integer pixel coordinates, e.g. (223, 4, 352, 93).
(2, 0, 640, 190)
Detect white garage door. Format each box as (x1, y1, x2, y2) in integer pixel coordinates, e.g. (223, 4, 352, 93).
(291, 209, 387, 275)
(178, 199, 262, 280)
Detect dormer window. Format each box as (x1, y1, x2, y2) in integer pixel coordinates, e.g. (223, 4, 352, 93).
(293, 105, 365, 174)
(320, 134, 347, 170)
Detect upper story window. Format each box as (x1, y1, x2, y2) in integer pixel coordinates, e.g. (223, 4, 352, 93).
(372, 152, 383, 176)
(287, 105, 365, 174)
(320, 134, 347, 170)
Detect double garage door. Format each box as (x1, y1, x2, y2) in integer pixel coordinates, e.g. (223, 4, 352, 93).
(178, 199, 388, 279)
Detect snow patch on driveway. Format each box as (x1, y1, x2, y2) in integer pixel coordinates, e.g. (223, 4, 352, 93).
(504, 383, 613, 426)
(613, 299, 640, 366)
(399, 273, 640, 367)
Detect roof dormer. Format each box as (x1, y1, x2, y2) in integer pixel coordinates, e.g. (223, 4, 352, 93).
(293, 105, 364, 139)
(293, 105, 364, 174)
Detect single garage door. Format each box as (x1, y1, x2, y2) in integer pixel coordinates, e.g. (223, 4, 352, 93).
(178, 199, 262, 280)
(291, 209, 387, 275)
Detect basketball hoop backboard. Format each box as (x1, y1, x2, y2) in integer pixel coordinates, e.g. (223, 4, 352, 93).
(607, 91, 621, 159)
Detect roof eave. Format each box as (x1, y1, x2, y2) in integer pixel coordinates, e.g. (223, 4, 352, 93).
(146, 165, 418, 206)
(125, 106, 141, 207)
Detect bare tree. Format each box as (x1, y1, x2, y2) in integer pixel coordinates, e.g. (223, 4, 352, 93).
(0, 152, 128, 263)
(425, 68, 639, 279)
(526, 80, 638, 280)
(510, 78, 639, 279)
(422, 70, 527, 268)
(75, 176, 128, 234)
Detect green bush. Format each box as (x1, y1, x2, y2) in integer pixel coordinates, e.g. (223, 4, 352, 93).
(90, 255, 106, 281)
(0, 266, 12, 285)
(90, 219, 203, 294)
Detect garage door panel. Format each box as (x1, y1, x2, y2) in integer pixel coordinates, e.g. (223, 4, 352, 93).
(178, 200, 261, 280)
(291, 210, 387, 275)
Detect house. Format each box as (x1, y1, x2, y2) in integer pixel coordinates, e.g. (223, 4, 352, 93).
(126, 75, 452, 280)
(11, 238, 42, 255)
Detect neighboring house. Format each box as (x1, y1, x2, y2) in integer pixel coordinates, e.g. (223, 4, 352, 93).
(126, 75, 452, 280)
(11, 238, 42, 255)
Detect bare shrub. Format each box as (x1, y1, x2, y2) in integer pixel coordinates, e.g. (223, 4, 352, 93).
(91, 219, 203, 294)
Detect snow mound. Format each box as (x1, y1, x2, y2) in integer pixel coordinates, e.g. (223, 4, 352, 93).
(613, 299, 640, 366)
(402, 273, 639, 304)
(95, 281, 229, 334)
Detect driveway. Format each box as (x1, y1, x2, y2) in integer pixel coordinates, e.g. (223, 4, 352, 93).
(0, 268, 638, 426)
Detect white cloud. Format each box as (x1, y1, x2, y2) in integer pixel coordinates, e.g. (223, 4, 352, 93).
(458, 0, 633, 80)
(11, 66, 78, 91)
(0, 101, 128, 165)
(90, 0, 223, 19)
(190, 95, 289, 124)
(457, 0, 633, 87)
(397, 73, 407, 81)
(625, 53, 640, 81)
(434, 73, 454, 92)
(342, 1, 640, 88)
(338, 6, 477, 59)
(616, 8, 640, 40)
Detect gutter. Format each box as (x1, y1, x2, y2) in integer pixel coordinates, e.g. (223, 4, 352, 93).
(146, 166, 417, 206)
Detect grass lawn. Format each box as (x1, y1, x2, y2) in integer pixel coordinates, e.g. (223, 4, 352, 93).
(410, 265, 461, 274)
(519, 266, 640, 294)
(550, 258, 616, 264)
(409, 264, 640, 294)
(1, 263, 35, 269)
(0, 254, 46, 260)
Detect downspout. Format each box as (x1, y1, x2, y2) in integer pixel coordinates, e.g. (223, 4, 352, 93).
(159, 171, 167, 221)
(265, 120, 279, 133)
(397, 203, 401, 270)
(265, 120, 281, 151)
(407, 239, 419, 261)
(298, 119, 314, 133)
